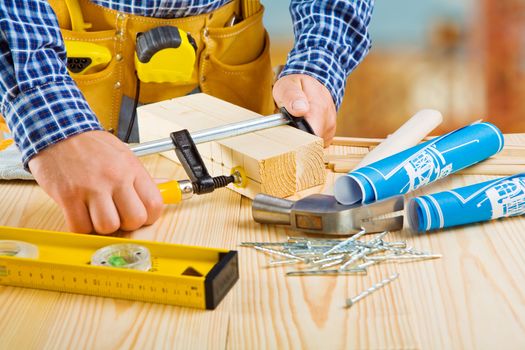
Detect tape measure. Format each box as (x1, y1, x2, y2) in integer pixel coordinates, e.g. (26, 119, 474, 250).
(135, 26, 197, 83)
(0, 226, 238, 309)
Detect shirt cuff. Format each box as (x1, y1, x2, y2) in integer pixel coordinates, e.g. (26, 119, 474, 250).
(3, 79, 103, 168)
(279, 47, 347, 109)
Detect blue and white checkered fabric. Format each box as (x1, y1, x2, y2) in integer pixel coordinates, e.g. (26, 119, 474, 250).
(0, 0, 373, 166)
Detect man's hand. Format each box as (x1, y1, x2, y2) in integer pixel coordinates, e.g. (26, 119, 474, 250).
(28, 130, 163, 234)
(273, 74, 337, 146)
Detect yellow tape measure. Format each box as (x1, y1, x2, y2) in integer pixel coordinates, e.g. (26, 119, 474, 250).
(0, 226, 238, 309)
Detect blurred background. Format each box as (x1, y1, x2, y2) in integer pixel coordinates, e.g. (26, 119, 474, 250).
(264, 0, 525, 137)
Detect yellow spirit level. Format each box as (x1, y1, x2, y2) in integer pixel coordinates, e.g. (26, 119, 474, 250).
(0, 226, 238, 309)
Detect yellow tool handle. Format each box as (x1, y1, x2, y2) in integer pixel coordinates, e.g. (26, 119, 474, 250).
(64, 0, 92, 31)
(157, 180, 183, 204)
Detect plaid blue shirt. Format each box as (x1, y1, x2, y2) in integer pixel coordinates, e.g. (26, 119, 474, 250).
(0, 0, 373, 166)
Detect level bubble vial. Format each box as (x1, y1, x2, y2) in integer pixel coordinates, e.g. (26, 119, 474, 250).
(0, 240, 39, 259)
(91, 244, 152, 271)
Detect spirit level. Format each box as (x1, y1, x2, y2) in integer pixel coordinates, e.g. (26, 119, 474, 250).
(0, 226, 238, 309)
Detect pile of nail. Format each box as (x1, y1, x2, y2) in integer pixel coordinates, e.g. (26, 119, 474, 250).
(241, 230, 441, 276)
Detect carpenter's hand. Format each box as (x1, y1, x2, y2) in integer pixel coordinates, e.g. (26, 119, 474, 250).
(273, 74, 337, 146)
(28, 130, 163, 234)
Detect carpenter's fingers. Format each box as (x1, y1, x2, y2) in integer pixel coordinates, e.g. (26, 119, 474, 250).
(62, 200, 93, 234)
(88, 193, 121, 234)
(273, 75, 310, 116)
(134, 175, 164, 226)
(302, 112, 325, 139)
(113, 186, 148, 232)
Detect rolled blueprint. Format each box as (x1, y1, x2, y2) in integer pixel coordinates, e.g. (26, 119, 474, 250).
(408, 174, 525, 232)
(334, 122, 504, 205)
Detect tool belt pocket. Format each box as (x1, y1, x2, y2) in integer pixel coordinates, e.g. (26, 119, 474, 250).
(201, 6, 274, 115)
(60, 29, 122, 133)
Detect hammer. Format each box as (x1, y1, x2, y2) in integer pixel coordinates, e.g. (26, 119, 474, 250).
(252, 194, 404, 235)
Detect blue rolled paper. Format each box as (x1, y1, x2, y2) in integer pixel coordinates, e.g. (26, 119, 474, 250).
(334, 122, 504, 205)
(408, 174, 525, 232)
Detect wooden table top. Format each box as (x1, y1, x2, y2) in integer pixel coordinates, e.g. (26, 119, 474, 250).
(1, 134, 524, 349)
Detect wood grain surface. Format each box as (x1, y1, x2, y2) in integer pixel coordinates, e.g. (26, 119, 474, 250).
(0, 135, 524, 349)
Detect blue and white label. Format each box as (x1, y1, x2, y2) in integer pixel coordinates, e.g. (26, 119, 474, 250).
(334, 122, 504, 205)
(408, 174, 525, 232)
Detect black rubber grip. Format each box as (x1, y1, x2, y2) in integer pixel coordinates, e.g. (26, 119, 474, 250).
(279, 107, 315, 135)
(136, 26, 183, 63)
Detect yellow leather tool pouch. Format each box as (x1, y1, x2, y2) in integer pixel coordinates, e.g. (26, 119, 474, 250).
(60, 31, 122, 133)
(48, 0, 273, 133)
(49, 0, 123, 133)
(201, 6, 275, 115)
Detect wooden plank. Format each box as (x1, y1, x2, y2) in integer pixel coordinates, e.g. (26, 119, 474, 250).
(330, 159, 525, 175)
(332, 136, 385, 147)
(138, 93, 325, 198)
(326, 133, 525, 176)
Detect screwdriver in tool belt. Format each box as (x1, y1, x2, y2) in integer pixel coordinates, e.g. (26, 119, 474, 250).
(129, 108, 314, 204)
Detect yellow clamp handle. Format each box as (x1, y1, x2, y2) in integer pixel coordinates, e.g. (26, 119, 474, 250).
(157, 166, 247, 205)
(157, 181, 182, 204)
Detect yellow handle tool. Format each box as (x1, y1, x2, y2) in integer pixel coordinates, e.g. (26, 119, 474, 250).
(64, 0, 112, 75)
(65, 0, 92, 31)
(157, 166, 247, 205)
(64, 41, 112, 74)
(157, 180, 184, 204)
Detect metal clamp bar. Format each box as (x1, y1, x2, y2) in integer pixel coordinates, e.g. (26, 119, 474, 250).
(130, 113, 289, 157)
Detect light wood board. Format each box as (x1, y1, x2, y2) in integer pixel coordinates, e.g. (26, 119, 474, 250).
(138, 93, 325, 199)
(0, 134, 524, 349)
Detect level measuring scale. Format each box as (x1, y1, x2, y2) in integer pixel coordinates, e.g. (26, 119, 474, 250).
(0, 226, 238, 309)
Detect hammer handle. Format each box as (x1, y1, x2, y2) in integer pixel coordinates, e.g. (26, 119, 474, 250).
(355, 109, 443, 168)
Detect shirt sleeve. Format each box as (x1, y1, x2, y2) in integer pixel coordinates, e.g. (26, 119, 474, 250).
(0, 0, 103, 168)
(279, 0, 374, 109)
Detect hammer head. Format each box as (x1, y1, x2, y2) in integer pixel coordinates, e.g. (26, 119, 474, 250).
(252, 194, 404, 235)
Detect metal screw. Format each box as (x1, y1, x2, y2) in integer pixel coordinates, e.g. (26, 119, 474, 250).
(287, 268, 366, 276)
(323, 228, 366, 256)
(339, 248, 370, 270)
(240, 242, 290, 247)
(253, 246, 304, 261)
(268, 259, 301, 266)
(242, 230, 442, 277)
(366, 254, 442, 262)
(345, 272, 399, 308)
(356, 260, 378, 269)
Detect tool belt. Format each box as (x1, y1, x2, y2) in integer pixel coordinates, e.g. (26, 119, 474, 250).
(48, 0, 275, 134)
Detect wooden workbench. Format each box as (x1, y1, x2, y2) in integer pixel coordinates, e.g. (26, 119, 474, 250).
(1, 134, 524, 349)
